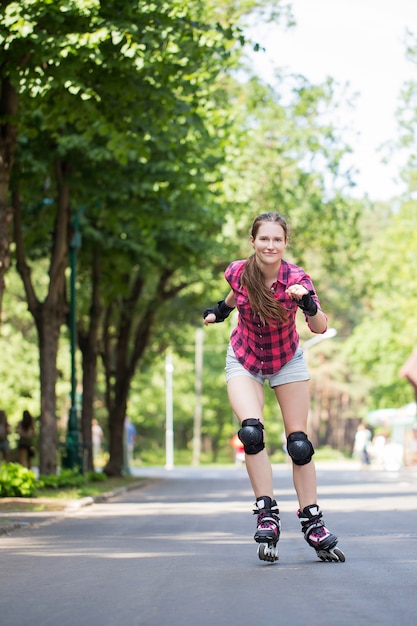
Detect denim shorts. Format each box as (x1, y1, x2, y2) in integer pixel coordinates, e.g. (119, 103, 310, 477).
(225, 344, 310, 387)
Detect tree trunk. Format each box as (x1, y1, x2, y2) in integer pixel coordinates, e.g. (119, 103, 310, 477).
(0, 77, 18, 319)
(37, 308, 60, 474)
(102, 270, 178, 476)
(13, 159, 70, 473)
(105, 400, 128, 477)
(78, 255, 102, 471)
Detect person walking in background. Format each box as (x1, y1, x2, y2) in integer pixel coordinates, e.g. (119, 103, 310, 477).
(0, 409, 11, 463)
(203, 212, 345, 563)
(91, 418, 104, 465)
(16, 410, 36, 469)
(353, 423, 372, 466)
(124, 416, 137, 474)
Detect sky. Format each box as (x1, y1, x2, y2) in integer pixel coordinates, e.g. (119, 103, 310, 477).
(248, 0, 417, 200)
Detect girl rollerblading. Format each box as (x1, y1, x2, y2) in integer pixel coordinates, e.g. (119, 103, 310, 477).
(204, 212, 345, 564)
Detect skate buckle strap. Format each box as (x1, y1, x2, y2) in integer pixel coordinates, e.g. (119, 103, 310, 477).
(304, 520, 327, 539)
(258, 513, 280, 527)
(253, 497, 279, 515)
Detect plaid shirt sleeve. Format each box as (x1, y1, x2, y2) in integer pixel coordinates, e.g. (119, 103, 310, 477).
(224, 259, 327, 375)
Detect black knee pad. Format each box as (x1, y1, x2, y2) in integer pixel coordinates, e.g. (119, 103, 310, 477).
(238, 419, 264, 455)
(287, 431, 314, 465)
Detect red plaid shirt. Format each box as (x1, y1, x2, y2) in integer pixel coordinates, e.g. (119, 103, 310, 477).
(225, 259, 327, 375)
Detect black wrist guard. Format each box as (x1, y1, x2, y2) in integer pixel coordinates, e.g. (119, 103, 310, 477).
(203, 299, 234, 323)
(297, 290, 318, 316)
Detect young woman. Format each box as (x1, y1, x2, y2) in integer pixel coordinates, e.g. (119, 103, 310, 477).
(203, 212, 345, 563)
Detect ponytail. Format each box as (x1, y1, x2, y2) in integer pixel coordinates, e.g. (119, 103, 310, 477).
(241, 255, 288, 325)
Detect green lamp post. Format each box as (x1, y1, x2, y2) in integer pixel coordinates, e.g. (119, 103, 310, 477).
(66, 209, 83, 470)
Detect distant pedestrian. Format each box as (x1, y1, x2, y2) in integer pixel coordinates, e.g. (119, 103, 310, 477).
(91, 419, 104, 464)
(16, 410, 36, 469)
(0, 409, 11, 463)
(353, 423, 372, 466)
(230, 434, 245, 466)
(124, 416, 137, 473)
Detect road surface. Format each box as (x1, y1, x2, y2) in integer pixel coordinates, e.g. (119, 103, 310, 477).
(1, 462, 416, 626)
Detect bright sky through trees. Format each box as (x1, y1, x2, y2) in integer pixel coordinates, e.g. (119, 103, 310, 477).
(249, 0, 417, 200)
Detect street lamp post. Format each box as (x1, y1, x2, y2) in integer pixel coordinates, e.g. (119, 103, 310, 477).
(303, 328, 337, 448)
(66, 210, 82, 471)
(165, 352, 174, 470)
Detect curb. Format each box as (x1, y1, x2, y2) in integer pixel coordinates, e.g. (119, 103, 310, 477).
(0, 480, 151, 536)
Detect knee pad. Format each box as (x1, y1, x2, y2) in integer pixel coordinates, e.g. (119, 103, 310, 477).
(287, 431, 314, 465)
(238, 419, 265, 455)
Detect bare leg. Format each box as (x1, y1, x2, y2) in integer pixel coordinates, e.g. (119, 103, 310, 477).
(227, 376, 273, 499)
(274, 381, 317, 509)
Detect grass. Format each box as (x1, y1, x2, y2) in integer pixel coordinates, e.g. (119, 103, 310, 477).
(0, 475, 146, 513)
(36, 475, 145, 500)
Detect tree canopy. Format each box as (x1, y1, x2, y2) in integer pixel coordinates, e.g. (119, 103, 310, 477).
(1, 2, 416, 473)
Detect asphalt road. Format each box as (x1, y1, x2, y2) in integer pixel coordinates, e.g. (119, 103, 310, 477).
(1, 462, 417, 626)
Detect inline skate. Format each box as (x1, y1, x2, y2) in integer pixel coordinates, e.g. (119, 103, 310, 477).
(297, 504, 345, 562)
(253, 496, 280, 562)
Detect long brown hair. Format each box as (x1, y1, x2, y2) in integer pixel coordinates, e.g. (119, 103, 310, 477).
(241, 212, 289, 325)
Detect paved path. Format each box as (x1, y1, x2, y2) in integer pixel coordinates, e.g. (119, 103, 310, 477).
(1, 462, 417, 626)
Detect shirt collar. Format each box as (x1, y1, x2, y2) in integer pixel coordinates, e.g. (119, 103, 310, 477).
(276, 260, 289, 286)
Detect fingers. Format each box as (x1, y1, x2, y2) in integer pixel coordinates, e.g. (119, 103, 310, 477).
(286, 284, 308, 299)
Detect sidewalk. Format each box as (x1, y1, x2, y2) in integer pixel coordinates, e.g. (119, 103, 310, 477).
(0, 481, 147, 536)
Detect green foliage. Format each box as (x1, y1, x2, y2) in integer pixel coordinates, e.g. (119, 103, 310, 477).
(343, 200, 417, 408)
(0, 463, 38, 498)
(4, 0, 416, 466)
(38, 469, 105, 489)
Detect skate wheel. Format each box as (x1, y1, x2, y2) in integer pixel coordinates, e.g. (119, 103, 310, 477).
(316, 547, 345, 562)
(333, 548, 345, 562)
(257, 543, 278, 563)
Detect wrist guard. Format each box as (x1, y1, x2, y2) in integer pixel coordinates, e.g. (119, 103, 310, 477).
(203, 299, 234, 323)
(297, 290, 318, 316)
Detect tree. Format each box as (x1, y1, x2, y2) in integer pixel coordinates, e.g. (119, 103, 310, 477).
(342, 200, 417, 409)
(8, 0, 285, 473)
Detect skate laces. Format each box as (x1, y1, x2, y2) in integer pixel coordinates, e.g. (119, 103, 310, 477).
(298, 506, 329, 539)
(308, 523, 327, 539)
(254, 497, 280, 533)
(257, 509, 280, 530)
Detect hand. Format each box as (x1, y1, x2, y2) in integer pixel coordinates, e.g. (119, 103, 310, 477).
(203, 299, 234, 323)
(203, 313, 217, 325)
(285, 284, 308, 301)
(286, 284, 317, 316)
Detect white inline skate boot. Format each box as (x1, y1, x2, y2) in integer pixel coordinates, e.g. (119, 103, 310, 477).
(297, 504, 345, 562)
(253, 496, 281, 563)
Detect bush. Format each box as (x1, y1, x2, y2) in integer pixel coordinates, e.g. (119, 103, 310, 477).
(38, 469, 107, 490)
(0, 463, 38, 497)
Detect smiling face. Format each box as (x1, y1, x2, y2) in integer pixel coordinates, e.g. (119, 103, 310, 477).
(250, 221, 288, 268)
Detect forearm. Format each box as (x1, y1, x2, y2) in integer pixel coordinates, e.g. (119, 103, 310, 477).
(203, 290, 236, 323)
(224, 291, 236, 309)
(306, 308, 328, 334)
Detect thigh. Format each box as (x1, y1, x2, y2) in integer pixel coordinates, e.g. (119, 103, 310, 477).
(227, 376, 265, 423)
(274, 381, 310, 435)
